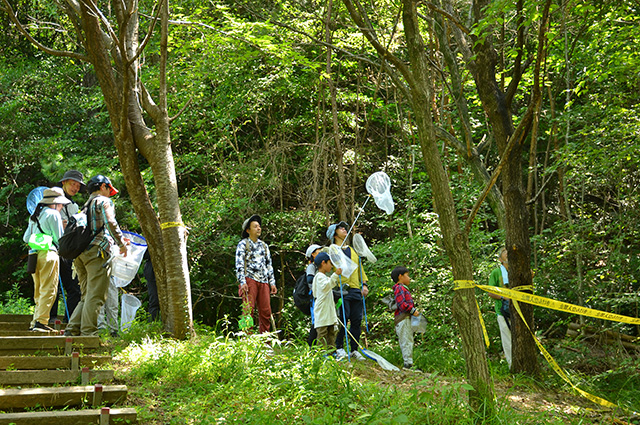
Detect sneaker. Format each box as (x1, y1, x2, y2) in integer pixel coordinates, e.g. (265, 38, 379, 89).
(351, 350, 366, 361)
(403, 364, 422, 372)
(64, 329, 79, 336)
(335, 348, 348, 361)
(31, 322, 54, 332)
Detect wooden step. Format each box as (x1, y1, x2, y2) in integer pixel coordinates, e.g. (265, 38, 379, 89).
(0, 330, 63, 337)
(0, 384, 128, 410)
(0, 314, 32, 323)
(0, 407, 137, 424)
(0, 354, 112, 370)
(0, 322, 31, 331)
(0, 369, 114, 386)
(0, 336, 101, 355)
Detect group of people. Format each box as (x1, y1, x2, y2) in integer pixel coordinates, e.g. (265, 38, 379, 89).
(23, 170, 129, 336)
(235, 214, 513, 370)
(234, 216, 423, 369)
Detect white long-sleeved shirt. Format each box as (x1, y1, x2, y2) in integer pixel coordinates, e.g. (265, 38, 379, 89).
(312, 272, 341, 328)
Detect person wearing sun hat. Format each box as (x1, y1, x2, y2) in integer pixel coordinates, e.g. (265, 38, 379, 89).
(65, 175, 127, 336)
(235, 214, 277, 333)
(327, 221, 369, 361)
(50, 169, 86, 324)
(23, 187, 70, 332)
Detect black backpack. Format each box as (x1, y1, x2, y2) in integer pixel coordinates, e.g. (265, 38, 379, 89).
(58, 199, 104, 260)
(292, 273, 312, 315)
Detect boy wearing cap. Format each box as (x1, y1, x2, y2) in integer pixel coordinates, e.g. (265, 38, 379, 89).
(50, 169, 85, 324)
(65, 175, 127, 336)
(327, 221, 369, 360)
(312, 252, 342, 352)
(23, 187, 70, 331)
(235, 214, 277, 333)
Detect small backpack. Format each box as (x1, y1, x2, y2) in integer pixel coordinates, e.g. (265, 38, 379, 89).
(58, 199, 104, 260)
(292, 273, 312, 315)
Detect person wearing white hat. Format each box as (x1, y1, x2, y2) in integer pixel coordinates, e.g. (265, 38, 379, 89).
(50, 169, 86, 324)
(304, 243, 322, 347)
(235, 214, 277, 333)
(23, 187, 70, 332)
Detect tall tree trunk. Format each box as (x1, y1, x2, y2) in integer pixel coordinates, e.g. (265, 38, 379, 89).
(468, 0, 552, 375)
(401, 0, 495, 415)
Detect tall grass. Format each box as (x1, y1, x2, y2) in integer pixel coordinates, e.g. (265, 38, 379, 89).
(113, 323, 604, 425)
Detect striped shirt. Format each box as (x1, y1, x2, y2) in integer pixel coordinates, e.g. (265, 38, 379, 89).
(85, 194, 126, 253)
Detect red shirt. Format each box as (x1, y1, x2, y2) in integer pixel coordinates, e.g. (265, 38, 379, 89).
(393, 283, 415, 316)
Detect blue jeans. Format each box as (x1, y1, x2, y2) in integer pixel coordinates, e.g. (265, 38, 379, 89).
(335, 287, 363, 352)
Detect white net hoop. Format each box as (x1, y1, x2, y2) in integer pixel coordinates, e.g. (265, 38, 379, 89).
(352, 233, 377, 263)
(365, 172, 394, 214)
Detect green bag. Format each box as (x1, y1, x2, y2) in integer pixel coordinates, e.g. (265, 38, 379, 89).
(28, 233, 53, 251)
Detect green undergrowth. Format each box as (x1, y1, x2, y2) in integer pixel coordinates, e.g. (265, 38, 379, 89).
(109, 323, 625, 425)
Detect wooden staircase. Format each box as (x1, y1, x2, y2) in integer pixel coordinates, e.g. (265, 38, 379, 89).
(0, 314, 137, 424)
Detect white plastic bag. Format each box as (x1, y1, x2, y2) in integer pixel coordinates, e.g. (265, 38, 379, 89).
(110, 231, 147, 285)
(411, 314, 427, 333)
(366, 172, 394, 214)
(120, 293, 141, 332)
(328, 244, 357, 278)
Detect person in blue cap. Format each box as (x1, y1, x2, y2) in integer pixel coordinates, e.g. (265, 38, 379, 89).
(65, 175, 127, 336)
(327, 221, 369, 360)
(312, 252, 342, 352)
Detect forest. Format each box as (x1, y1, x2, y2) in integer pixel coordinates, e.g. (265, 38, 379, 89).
(1, 0, 639, 422)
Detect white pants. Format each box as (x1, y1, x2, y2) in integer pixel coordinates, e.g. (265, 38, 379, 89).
(395, 317, 414, 366)
(497, 314, 512, 368)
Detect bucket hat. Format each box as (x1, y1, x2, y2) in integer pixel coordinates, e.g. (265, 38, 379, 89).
(326, 221, 349, 242)
(58, 170, 86, 190)
(39, 187, 71, 205)
(241, 214, 262, 238)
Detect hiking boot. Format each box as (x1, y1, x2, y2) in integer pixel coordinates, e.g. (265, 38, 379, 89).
(351, 350, 366, 361)
(335, 348, 348, 361)
(64, 329, 79, 336)
(31, 322, 54, 332)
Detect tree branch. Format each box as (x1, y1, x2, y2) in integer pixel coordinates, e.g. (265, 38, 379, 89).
(421, 2, 471, 36)
(342, 0, 415, 88)
(1, 0, 89, 62)
(169, 98, 192, 123)
(128, 0, 165, 67)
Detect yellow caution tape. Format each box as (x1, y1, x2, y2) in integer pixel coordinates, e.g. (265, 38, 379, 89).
(476, 284, 640, 325)
(476, 299, 490, 348)
(454, 280, 489, 347)
(457, 279, 640, 414)
(160, 221, 185, 230)
(511, 299, 622, 411)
